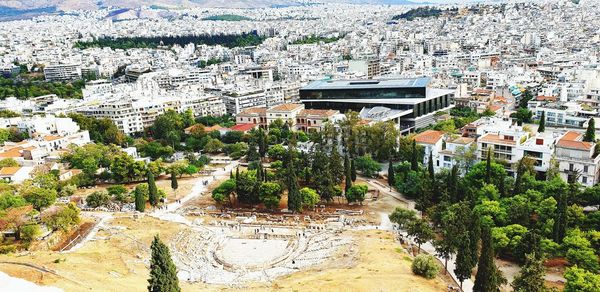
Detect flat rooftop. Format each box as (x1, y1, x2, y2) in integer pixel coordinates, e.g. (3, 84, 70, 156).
(301, 77, 431, 91)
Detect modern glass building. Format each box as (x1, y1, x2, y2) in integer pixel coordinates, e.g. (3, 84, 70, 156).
(299, 77, 455, 132)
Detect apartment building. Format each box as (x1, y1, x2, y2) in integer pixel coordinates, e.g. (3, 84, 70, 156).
(438, 136, 476, 171)
(555, 131, 600, 186)
(44, 64, 82, 82)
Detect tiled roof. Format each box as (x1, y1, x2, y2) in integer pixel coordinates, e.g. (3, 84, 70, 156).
(238, 108, 267, 116)
(230, 123, 258, 132)
(414, 130, 444, 144)
(479, 134, 516, 145)
(0, 167, 21, 176)
(557, 131, 592, 151)
(269, 103, 303, 111)
(298, 109, 338, 118)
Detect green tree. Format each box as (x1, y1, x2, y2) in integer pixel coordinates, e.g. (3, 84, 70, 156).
(407, 218, 434, 252)
(454, 234, 475, 290)
(564, 266, 600, 292)
(354, 154, 381, 177)
(151, 110, 184, 148)
(387, 157, 395, 188)
(344, 154, 352, 193)
(474, 226, 507, 292)
(135, 187, 146, 212)
(86, 191, 111, 208)
(20, 224, 41, 248)
(553, 191, 568, 243)
(259, 182, 281, 210)
(511, 253, 549, 292)
(300, 187, 320, 209)
(389, 207, 417, 229)
(170, 171, 178, 192)
(148, 171, 159, 207)
(287, 148, 302, 212)
(411, 139, 419, 171)
(350, 159, 357, 182)
(42, 203, 80, 232)
(538, 111, 546, 133)
(148, 235, 180, 292)
(345, 184, 368, 204)
(583, 117, 595, 142)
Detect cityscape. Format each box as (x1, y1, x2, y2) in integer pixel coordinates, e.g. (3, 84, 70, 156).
(0, 0, 599, 291)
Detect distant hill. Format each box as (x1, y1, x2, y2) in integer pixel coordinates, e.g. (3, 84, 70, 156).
(0, 0, 427, 11)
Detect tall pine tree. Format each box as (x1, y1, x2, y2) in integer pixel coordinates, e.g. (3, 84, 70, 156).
(454, 234, 475, 290)
(148, 235, 180, 292)
(474, 225, 507, 292)
(345, 153, 352, 193)
(287, 148, 302, 212)
(485, 148, 492, 184)
(350, 159, 357, 182)
(538, 111, 546, 133)
(170, 171, 178, 193)
(411, 139, 419, 171)
(148, 171, 159, 207)
(511, 252, 549, 292)
(135, 188, 145, 212)
(553, 189, 569, 244)
(387, 157, 395, 188)
(583, 117, 595, 142)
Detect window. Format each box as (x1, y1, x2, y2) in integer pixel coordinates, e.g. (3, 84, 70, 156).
(582, 176, 587, 184)
(569, 163, 574, 171)
(584, 165, 589, 173)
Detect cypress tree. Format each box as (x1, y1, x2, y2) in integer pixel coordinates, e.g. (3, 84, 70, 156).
(387, 158, 395, 188)
(474, 225, 507, 292)
(235, 167, 240, 199)
(552, 190, 568, 244)
(454, 234, 475, 290)
(511, 252, 548, 292)
(485, 148, 492, 184)
(538, 111, 546, 133)
(513, 159, 525, 196)
(344, 154, 352, 192)
(287, 155, 302, 212)
(411, 139, 418, 171)
(148, 171, 159, 207)
(170, 171, 178, 192)
(448, 164, 458, 202)
(428, 151, 434, 179)
(135, 188, 145, 212)
(583, 117, 595, 142)
(256, 161, 263, 182)
(350, 159, 357, 182)
(258, 128, 267, 157)
(148, 235, 180, 292)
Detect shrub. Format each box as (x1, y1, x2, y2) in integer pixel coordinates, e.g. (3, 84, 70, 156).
(86, 191, 111, 208)
(411, 254, 440, 279)
(0, 244, 17, 254)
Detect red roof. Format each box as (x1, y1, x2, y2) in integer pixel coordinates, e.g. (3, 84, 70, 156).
(414, 130, 444, 144)
(230, 124, 258, 132)
(557, 131, 592, 151)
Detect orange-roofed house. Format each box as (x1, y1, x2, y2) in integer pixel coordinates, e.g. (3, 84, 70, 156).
(235, 108, 268, 129)
(0, 166, 34, 183)
(555, 131, 600, 186)
(296, 109, 340, 132)
(266, 103, 305, 127)
(414, 130, 446, 171)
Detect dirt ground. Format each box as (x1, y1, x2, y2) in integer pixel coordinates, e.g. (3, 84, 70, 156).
(0, 216, 447, 292)
(73, 174, 203, 202)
